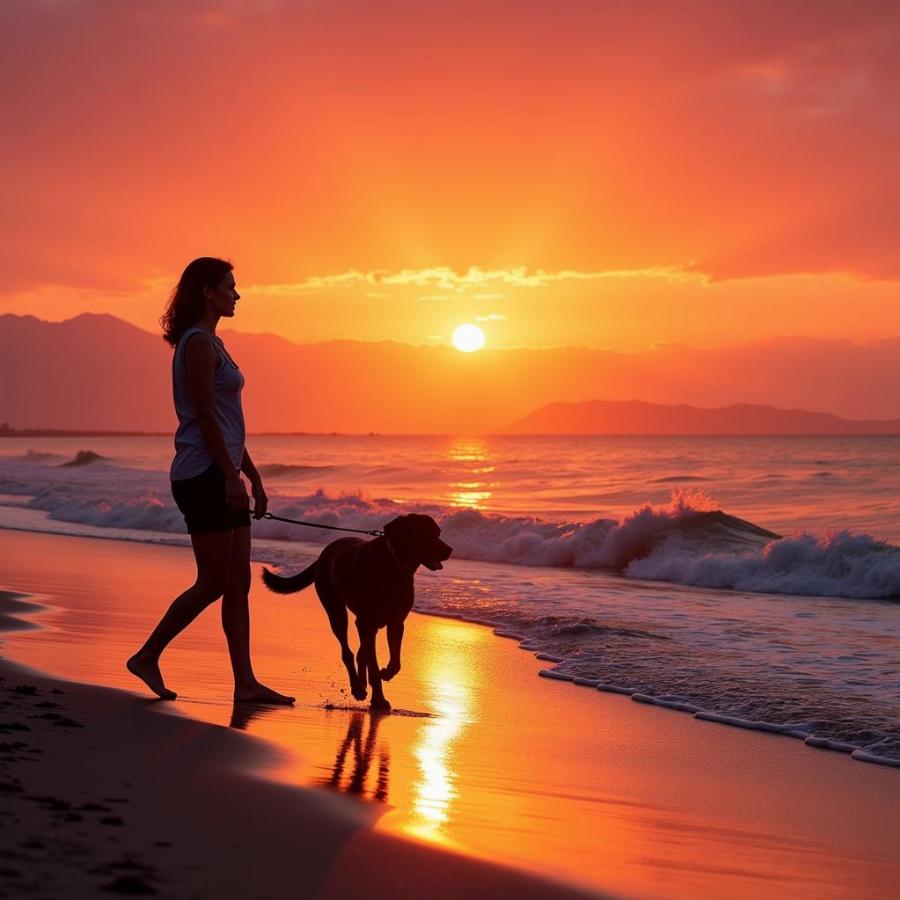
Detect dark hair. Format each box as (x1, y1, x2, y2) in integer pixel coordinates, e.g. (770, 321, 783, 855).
(160, 257, 233, 347)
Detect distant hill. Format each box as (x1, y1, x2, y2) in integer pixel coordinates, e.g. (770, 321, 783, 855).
(5, 313, 900, 433)
(0, 313, 174, 432)
(501, 400, 900, 435)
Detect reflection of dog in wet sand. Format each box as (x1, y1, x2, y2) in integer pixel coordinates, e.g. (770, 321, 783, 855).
(325, 712, 389, 801)
(262, 514, 452, 711)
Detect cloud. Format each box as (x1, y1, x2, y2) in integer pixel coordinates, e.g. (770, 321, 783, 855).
(247, 265, 695, 297)
(2, 0, 899, 294)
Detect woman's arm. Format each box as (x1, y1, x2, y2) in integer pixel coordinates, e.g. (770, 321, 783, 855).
(184, 335, 248, 510)
(240, 447, 261, 485)
(241, 448, 268, 518)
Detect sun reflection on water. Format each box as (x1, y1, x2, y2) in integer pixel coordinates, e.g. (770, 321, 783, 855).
(447, 438, 496, 510)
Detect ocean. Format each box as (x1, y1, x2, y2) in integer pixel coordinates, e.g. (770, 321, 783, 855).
(1, 433, 899, 766)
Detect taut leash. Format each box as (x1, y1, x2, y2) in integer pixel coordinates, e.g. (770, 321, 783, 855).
(260, 512, 384, 537)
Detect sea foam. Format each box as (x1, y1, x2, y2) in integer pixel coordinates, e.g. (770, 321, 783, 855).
(2, 456, 900, 600)
(1, 453, 899, 766)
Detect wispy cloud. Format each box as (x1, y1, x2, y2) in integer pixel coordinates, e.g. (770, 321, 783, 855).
(475, 313, 507, 322)
(248, 265, 695, 296)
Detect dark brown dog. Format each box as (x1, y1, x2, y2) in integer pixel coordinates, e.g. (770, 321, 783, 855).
(261, 514, 452, 711)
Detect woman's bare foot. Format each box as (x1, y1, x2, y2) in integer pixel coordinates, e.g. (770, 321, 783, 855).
(126, 654, 177, 700)
(233, 682, 295, 705)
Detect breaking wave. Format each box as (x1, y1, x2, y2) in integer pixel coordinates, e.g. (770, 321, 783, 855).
(60, 450, 108, 467)
(2, 452, 899, 764)
(257, 462, 336, 478)
(439, 500, 900, 599)
(1, 451, 899, 600)
(21, 449, 65, 463)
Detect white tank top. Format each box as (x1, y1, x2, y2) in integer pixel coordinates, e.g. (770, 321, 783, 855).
(170, 326, 246, 481)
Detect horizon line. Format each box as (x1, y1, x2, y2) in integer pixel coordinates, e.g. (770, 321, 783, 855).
(5, 430, 900, 439)
(5, 310, 900, 355)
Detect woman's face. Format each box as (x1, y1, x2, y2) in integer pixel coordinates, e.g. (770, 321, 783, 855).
(204, 271, 240, 318)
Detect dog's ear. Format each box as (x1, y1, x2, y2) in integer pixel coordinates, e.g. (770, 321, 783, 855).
(383, 516, 406, 542)
(383, 515, 419, 560)
(421, 514, 441, 536)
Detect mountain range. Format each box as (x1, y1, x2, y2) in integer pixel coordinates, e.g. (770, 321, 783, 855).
(3, 313, 900, 434)
(501, 400, 900, 435)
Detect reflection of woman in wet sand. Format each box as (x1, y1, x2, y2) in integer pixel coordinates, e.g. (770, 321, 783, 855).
(127, 257, 293, 706)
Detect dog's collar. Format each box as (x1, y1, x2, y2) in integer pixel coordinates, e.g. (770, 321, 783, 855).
(383, 534, 418, 572)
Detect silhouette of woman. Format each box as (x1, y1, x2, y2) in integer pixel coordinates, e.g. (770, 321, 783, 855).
(127, 258, 294, 705)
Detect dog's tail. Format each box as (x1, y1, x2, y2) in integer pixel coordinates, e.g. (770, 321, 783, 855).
(261, 562, 317, 595)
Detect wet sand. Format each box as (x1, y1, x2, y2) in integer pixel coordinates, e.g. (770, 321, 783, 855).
(1, 528, 899, 898)
(0, 591, 599, 899)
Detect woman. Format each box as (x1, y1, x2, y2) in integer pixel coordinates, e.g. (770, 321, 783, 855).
(127, 257, 294, 705)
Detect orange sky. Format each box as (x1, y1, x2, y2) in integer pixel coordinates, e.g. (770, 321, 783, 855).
(2, 0, 899, 353)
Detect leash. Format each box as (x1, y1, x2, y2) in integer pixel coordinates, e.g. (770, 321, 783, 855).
(261, 512, 384, 537)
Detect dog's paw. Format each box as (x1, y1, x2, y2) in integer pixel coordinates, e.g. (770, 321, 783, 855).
(379, 665, 400, 682)
(370, 697, 392, 713)
(351, 686, 368, 701)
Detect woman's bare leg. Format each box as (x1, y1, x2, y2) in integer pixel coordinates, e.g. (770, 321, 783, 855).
(224, 526, 295, 704)
(127, 530, 233, 699)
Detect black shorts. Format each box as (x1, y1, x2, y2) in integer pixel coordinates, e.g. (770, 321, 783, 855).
(171, 464, 251, 534)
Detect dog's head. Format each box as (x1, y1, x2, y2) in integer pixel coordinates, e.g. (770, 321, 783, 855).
(383, 514, 452, 571)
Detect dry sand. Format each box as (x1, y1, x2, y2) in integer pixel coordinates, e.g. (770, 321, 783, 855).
(1, 529, 899, 899)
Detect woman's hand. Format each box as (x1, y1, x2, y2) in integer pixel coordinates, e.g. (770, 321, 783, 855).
(225, 471, 250, 512)
(250, 477, 268, 520)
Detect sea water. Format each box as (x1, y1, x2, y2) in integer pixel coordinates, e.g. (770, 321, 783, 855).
(0, 434, 898, 765)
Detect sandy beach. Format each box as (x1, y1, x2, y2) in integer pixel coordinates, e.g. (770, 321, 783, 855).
(0, 593, 598, 899)
(1, 529, 899, 899)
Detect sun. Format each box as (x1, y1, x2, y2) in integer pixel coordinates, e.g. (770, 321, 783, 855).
(452, 323, 485, 352)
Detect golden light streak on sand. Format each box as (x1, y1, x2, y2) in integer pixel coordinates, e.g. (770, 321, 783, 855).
(405, 621, 480, 844)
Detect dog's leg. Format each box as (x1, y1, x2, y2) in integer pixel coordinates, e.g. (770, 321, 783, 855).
(319, 586, 367, 701)
(357, 623, 390, 712)
(355, 621, 370, 697)
(380, 620, 404, 681)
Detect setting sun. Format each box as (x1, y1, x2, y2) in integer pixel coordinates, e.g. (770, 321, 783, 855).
(452, 323, 485, 353)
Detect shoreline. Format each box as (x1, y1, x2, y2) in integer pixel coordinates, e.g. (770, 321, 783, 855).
(2, 529, 899, 898)
(0, 588, 602, 899)
(422, 608, 900, 770)
(1, 511, 899, 770)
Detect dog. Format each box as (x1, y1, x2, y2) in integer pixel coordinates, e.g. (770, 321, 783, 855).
(261, 514, 452, 711)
